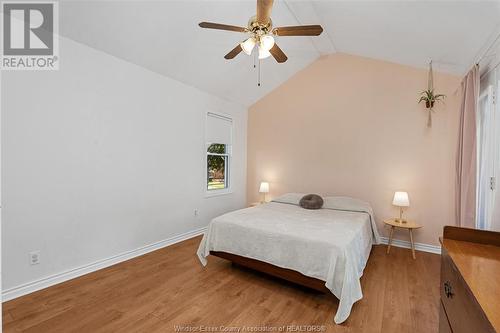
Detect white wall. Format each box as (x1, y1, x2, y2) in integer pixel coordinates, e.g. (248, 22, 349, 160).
(1, 36, 247, 293)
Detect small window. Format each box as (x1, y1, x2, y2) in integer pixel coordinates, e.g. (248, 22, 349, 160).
(206, 112, 232, 192)
(207, 143, 229, 191)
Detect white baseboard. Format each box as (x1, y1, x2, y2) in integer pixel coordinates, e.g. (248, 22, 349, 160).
(379, 236, 441, 255)
(2, 226, 207, 302)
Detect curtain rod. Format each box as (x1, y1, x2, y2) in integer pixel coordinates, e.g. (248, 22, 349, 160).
(476, 28, 500, 66)
(481, 58, 500, 79)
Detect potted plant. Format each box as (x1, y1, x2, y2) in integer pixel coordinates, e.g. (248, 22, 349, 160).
(418, 89, 445, 109)
(418, 61, 445, 127)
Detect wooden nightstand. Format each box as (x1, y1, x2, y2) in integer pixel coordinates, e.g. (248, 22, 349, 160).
(384, 218, 422, 259)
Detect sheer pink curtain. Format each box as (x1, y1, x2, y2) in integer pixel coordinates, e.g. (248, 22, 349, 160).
(456, 65, 479, 228)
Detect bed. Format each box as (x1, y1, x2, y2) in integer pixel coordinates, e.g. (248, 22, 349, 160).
(197, 193, 381, 324)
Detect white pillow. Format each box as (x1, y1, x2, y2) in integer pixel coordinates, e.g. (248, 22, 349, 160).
(322, 196, 371, 211)
(271, 193, 306, 205)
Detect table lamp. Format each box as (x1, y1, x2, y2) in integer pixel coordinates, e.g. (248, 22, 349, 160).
(259, 182, 269, 203)
(393, 191, 410, 223)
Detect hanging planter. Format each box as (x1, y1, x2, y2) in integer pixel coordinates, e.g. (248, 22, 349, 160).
(418, 61, 445, 127)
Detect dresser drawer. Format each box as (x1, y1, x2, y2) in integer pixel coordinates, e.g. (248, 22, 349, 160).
(440, 249, 495, 333)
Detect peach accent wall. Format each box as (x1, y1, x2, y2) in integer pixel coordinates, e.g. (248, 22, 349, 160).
(247, 53, 461, 246)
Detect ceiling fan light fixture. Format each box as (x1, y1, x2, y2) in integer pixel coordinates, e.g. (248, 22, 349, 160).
(258, 45, 271, 59)
(260, 34, 275, 51)
(241, 37, 256, 55)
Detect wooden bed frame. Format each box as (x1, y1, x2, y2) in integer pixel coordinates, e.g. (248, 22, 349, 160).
(210, 251, 330, 293)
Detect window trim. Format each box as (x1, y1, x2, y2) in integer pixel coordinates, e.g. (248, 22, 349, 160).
(205, 111, 233, 197)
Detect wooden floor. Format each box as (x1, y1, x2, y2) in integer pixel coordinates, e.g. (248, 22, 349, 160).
(3, 236, 441, 333)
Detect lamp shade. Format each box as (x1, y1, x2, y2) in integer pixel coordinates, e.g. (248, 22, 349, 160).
(392, 191, 410, 207)
(258, 45, 271, 59)
(260, 35, 275, 51)
(259, 182, 269, 193)
(240, 37, 256, 55)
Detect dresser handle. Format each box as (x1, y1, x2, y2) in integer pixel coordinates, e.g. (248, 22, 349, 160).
(444, 281, 454, 298)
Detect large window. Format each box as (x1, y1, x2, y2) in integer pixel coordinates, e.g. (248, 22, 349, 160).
(206, 112, 232, 192)
(477, 67, 500, 231)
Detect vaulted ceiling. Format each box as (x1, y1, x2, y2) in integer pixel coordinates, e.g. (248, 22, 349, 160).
(60, 1, 500, 107)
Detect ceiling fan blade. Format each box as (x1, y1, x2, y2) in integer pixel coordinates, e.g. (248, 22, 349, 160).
(256, 0, 274, 25)
(269, 43, 288, 63)
(273, 25, 323, 36)
(199, 22, 247, 33)
(224, 44, 243, 60)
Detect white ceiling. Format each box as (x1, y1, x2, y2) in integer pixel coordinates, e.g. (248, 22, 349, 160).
(59, 1, 500, 107)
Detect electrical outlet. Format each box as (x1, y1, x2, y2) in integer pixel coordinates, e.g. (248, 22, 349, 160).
(194, 209, 199, 217)
(29, 251, 40, 265)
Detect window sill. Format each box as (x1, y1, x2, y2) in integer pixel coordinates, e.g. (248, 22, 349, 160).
(205, 189, 234, 198)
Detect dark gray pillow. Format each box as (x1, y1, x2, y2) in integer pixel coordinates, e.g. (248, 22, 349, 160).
(299, 194, 324, 210)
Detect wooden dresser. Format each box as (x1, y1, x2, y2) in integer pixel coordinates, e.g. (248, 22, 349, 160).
(439, 226, 500, 333)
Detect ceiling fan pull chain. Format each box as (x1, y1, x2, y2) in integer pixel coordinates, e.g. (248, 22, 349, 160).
(258, 58, 261, 87)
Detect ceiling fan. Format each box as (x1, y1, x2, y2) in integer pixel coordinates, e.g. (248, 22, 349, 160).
(198, 0, 323, 63)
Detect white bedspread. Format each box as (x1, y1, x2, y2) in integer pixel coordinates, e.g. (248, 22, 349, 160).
(197, 194, 380, 324)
